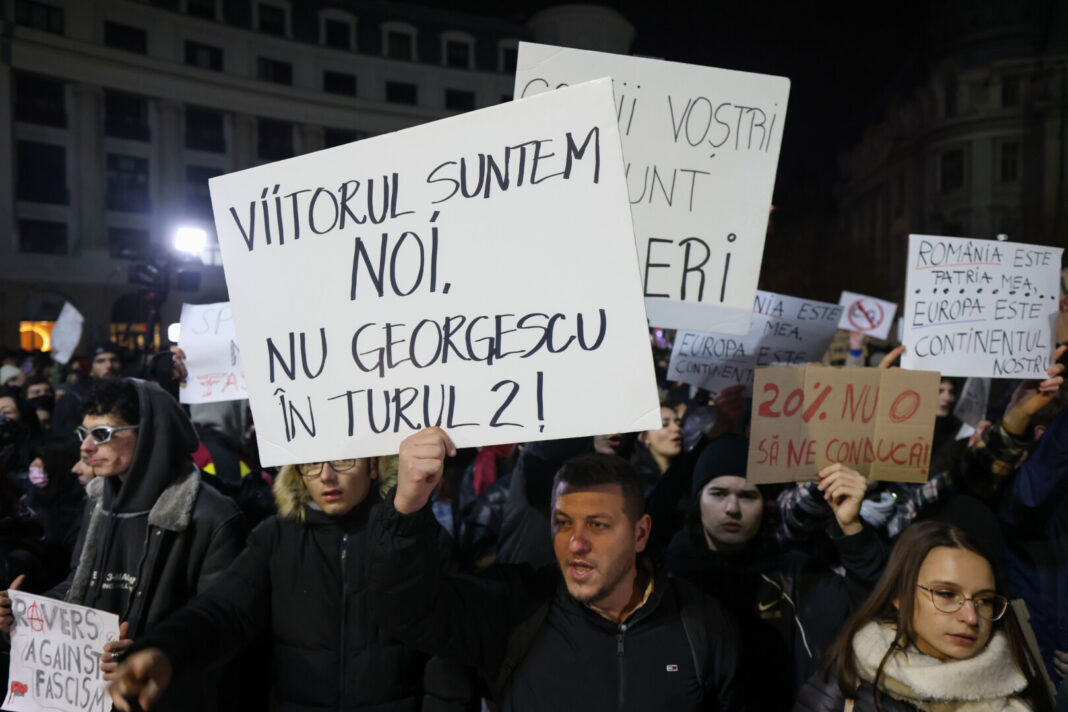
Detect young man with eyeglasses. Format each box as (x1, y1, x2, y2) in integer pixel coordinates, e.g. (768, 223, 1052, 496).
(106, 455, 466, 711)
(0, 378, 244, 712)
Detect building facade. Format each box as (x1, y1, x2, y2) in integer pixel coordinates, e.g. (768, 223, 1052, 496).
(0, 0, 634, 354)
(835, 0, 1068, 303)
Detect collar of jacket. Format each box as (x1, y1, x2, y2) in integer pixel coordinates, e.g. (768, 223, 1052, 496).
(69, 468, 200, 603)
(852, 621, 1029, 710)
(556, 556, 665, 630)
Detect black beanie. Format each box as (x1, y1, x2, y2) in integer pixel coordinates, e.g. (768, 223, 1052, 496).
(691, 433, 750, 495)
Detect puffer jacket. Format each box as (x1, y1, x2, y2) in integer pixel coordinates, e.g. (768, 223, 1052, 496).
(132, 485, 436, 711)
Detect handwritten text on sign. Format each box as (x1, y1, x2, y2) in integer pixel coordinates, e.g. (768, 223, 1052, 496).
(515, 43, 790, 334)
(178, 302, 248, 405)
(902, 235, 1062, 378)
(210, 79, 660, 466)
(3, 591, 119, 712)
(747, 365, 940, 484)
(667, 290, 842, 395)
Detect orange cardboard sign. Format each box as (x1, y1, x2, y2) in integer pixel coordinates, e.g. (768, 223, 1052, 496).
(748, 365, 940, 483)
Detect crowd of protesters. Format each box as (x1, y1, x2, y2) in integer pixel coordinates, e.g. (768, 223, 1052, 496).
(0, 331, 1064, 711)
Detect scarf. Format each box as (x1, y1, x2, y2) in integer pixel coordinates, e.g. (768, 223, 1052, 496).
(852, 621, 1032, 712)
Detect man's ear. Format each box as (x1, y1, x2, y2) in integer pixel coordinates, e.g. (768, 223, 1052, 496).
(633, 514, 652, 554)
(892, 597, 900, 611)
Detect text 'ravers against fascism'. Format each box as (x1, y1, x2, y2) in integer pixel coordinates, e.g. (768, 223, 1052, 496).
(5, 592, 119, 712)
(515, 42, 790, 335)
(902, 234, 1063, 378)
(208, 79, 661, 466)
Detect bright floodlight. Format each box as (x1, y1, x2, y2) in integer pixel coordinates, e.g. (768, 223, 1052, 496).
(167, 323, 181, 343)
(175, 226, 208, 255)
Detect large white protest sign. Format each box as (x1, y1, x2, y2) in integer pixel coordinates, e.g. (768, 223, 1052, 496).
(515, 43, 790, 334)
(4, 591, 118, 712)
(178, 302, 248, 404)
(210, 79, 661, 466)
(667, 291, 842, 395)
(902, 235, 1062, 378)
(49, 303, 84, 366)
(837, 291, 897, 340)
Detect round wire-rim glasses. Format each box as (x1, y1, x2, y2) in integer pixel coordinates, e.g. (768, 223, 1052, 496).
(916, 584, 1008, 620)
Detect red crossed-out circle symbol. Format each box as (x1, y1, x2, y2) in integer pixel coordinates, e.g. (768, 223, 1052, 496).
(847, 299, 885, 332)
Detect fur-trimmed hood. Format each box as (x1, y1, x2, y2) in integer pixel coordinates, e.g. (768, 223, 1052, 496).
(273, 465, 311, 521)
(853, 621, 1031, 712)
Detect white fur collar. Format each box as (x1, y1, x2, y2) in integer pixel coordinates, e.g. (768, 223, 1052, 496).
(852, 622, 1031, 712)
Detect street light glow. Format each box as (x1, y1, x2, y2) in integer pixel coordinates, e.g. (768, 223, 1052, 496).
(175, 226, 208, 255)
(167, 323, 181, 343)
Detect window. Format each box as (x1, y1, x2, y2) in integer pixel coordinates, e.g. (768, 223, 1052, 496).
(893, 175, 905, 217)
(323, 71, 357, 96)
(107, 227, 150, 259)
(185, 41, 222, 71)
(104, 21, 147, 54)
(257, 3, 287, 36)
(105, 91, 150, 141)
(185, 0, 216, 20)
(15, 0, 63, 34)
(940, 149, 964, 192)
(385, 30, 414, 60)
(323, 19, 351, 49)
(185, 106, 225, 152)
(444, 89, 475, 111)
(1000, 141, 1020, 183)
(106, 154, 151, 213)
(258, 118, 292, 160)
(1001, 74, 1020, 108)
(500, 46, 518, 73)
(14, 72, 66, 127)
(324, 128, 363, 148)
(186, 165, 223, 217)
(444, 40, 471, 69)
(257, 57, 292, 85)
(385, 81, 417, 105)
(944, 76, 957, 118)
(17, 141, 67, 204)
(18, 220, 67, 254)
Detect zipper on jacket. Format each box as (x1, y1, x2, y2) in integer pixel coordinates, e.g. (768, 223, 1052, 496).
(338, 533, 349, 712)
(617, 623, 627, 709)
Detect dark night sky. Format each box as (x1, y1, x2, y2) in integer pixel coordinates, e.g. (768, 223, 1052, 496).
(416, 0, 934, 217)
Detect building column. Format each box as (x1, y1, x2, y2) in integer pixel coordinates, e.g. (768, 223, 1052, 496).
(155, 99, 185, 242)
(72, 83, 105, 251)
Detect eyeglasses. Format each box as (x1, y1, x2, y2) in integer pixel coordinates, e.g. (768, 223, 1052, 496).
(917, 585, 1009, 621)
(76, 424, 140, 445)
(297, 460, 358, 478)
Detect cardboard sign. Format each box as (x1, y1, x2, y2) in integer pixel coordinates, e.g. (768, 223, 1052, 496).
(837, 291, 897, 340)
(902, 235, 1062, 378)
(49, 303, 84, 366)
(667, 291, 842, 395)
(515, 43, 790, 334)
(209, 79, 661, 466)
(748, 365, 940, 484)
(3, 591, 119, 712)
(178, 302, 248, 404)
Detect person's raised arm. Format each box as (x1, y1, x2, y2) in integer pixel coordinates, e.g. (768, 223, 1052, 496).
(394, 427, 456, 514)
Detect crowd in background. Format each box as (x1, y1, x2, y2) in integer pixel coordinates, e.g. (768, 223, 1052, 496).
(0, 329, 1064, 711)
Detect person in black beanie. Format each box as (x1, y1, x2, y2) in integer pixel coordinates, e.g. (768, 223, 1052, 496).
(665, 434, 889, 710)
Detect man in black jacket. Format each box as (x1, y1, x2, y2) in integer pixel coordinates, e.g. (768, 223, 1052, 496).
(365, 427, 742, 711)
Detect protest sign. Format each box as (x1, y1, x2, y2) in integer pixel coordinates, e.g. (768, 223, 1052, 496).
(4, 591, 118, 712)
(178, 302, 248, 404)
(953, 376, 990, 428)
(747, 365, 940, 484)
(209, 79, 661, 466)
(837, 291, 897, 340)
(667, 291, 842, 395)
(902, 234, 1062, 378)
(1059, 267, 1068, 344)
(49, 303, 83, 366)
(515, 43, 790, 334)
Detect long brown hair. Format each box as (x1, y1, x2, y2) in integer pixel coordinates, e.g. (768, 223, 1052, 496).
(824, 521, 1053, 712)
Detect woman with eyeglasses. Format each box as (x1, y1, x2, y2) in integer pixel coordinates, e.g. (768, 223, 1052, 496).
(106, 457, 459, 712)
(794, 520, 1054, 712)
